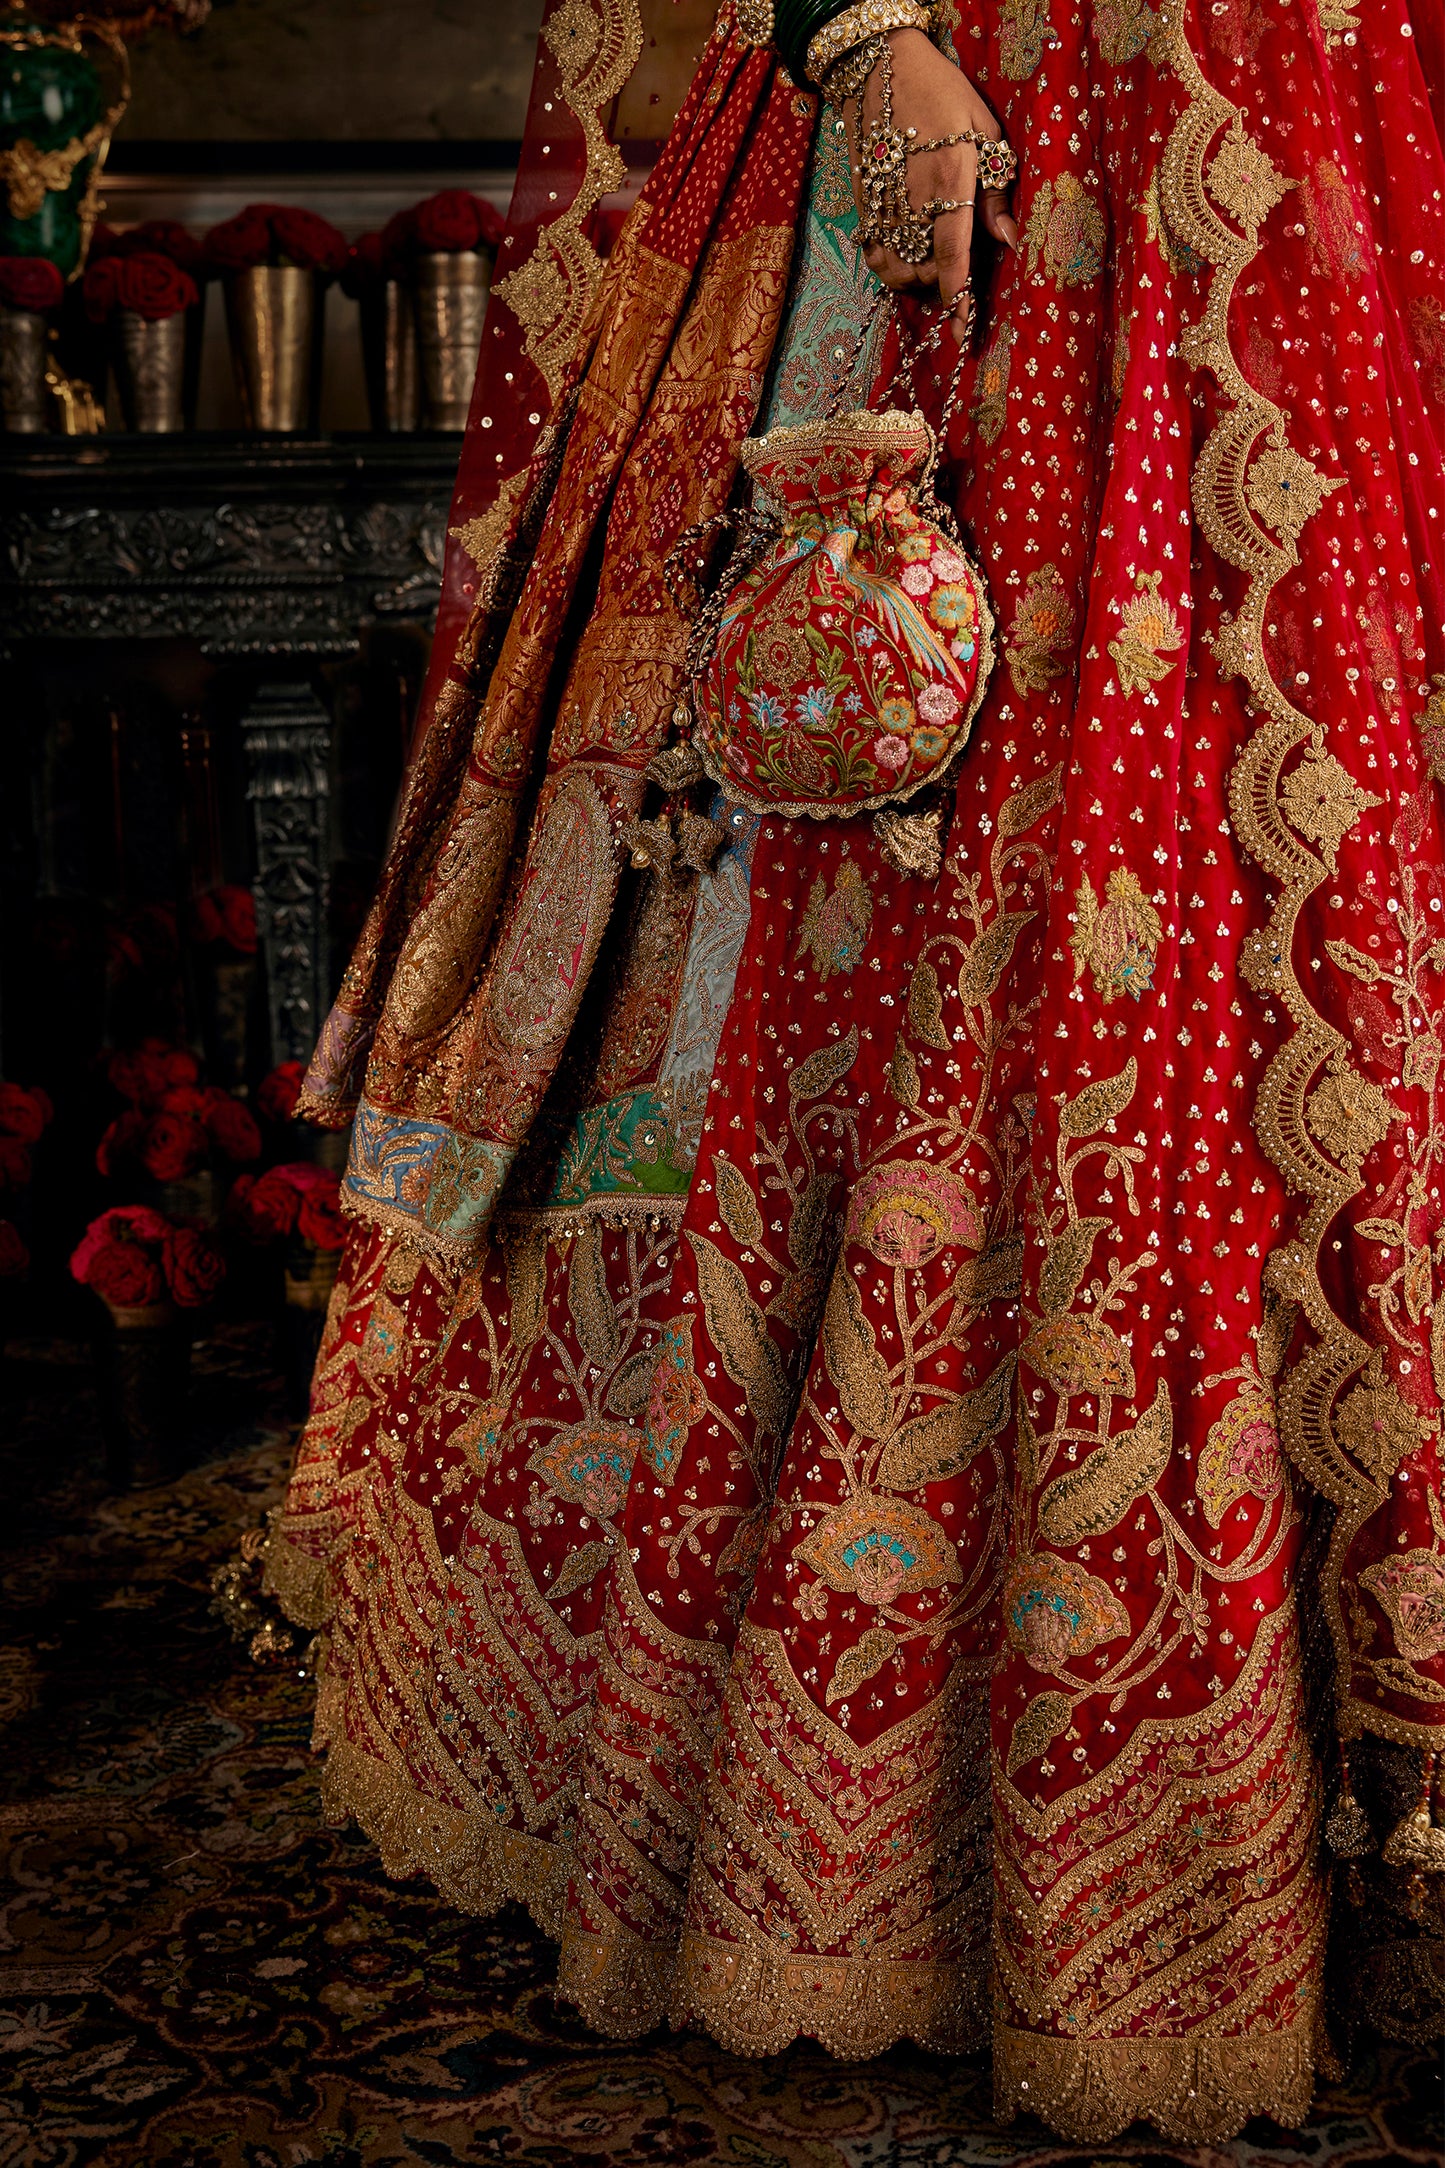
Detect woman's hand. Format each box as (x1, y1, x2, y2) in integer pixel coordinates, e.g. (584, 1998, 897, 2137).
(842, 28, 1019, 342)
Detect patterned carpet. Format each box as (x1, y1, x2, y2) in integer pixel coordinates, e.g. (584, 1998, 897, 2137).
(0, 1326, 1439, 2168)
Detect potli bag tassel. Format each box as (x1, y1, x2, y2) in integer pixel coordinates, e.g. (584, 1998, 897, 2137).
(1380, 1748, 1445, 1917)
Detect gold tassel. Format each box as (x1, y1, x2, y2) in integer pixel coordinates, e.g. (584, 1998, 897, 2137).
(1324, 1742, 1375, 1859)
(1380, 1748, 1445, 1875)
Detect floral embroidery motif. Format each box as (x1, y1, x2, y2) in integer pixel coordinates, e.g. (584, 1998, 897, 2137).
(1306, 1061, 1395, 1172)
(796, 859, 874, 979)
(1005, 563, 1078, 694)
(1024, 173, 1108, 287)
(642, 1314, 707, 1485)
(1197, 1390, 1286, 1527)
(796, 1492, 963, 1606)
(1302, 158, 1365, 282)
(1332, 1365, 1428, 1481)
(1070, 867, 1164, 1003)
(1003, 1552, 1131, 1672)
(1416, 676, 1445, 783)
(971, 318, 1017, 444)
(1093, 0, 1158, 67)
(1107, 571, 1185, 695)
(1276, 741, 1379, 864)
(848, 1159, 982, 1267)
(1205, 119, 1292, 235)
(998, 0, 1056, 80)
(1358, 1551, 1445, 1665)
(1245, 438, 1337, 543)
(528, 1420, 638, 1520)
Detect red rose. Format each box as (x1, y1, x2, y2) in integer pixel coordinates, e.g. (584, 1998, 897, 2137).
(163, 1225, 226, 1308)
(203, 205, 278, 274)
(95, 1109, 145, 1176)
(270, 207, 347, 275)
(231, 1166, 302, 1241)
(159, 1085, 213, 1119)
(257, 1061, 305, 1123)
(82, 254, 124, 323)
(298, 1177, 347, 1250)
(116, 251, 198, 322)
(0, 255, 65, 312)
(412, 189, 484, 254)
(141, 1111, 209, 1182)
(193, 884, 257, 955)
(0, 1221, 28, 1279)
(87, 1239, 167, 1309)
(128, 219, 208, 278)
(70, 1204, 170, 1285)
(159, 1046, 200, 1090)
(0, 1082, 52, 1142)
(0, 1137, 31, 1190)
(205, 1095, 261, 1164)
(340, 230, 385, 299)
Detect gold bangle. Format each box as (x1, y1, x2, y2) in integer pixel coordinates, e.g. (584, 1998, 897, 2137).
(804, 0, 932, 88)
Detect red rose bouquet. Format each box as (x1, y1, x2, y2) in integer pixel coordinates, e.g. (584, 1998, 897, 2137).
(97, 1058, 262, 1182)
(0, 257, 65, 312)
(192, 884, 258, 955)
(203, 204, 347, 278)
(107, 1038, 200, 1109)
(0, 1082, 54, 1146)
(256, 1060, 305, 1124)
(71, 1204, 225, 1312)
(83, 250, 199, 324)
(229, 1161, 345, 1249)
(383, 191, 505, 267)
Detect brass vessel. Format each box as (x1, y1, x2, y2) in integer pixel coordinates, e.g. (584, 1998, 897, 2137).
(0, 303, 49, 432)
(225, 265, 320, 432)
(111, 305, 194, 433)
(359, 277, 419, 432)
(415, 251, 489, 430)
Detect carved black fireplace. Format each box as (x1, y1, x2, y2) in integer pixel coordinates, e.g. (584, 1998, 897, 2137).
(1, 432, 457, 1091)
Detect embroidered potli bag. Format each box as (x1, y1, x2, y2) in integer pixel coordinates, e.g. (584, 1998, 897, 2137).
(657, 298, 995, 875)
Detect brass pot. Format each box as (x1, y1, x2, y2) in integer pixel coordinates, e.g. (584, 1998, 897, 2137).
(110, 305, 196, 433)
(415, 251, 489, 430)
(224, 264, 321, 432)
(359, 278, 419, 433)
(0, 304, 50, 433)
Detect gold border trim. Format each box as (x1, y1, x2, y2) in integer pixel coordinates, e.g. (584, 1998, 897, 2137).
(1155, 0, 1427, 1745)
(993, 2013, 1319, 2145)
(492, 0, 646, 401)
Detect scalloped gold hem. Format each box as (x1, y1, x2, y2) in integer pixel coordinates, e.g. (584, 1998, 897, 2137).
(555, 1913, 676, 2039)
(316, 1733, 571, 1946)
(672, 1925, 990, 2060)
(993, 2018, 1317, 2144)
(262, 1527, 336, 1634)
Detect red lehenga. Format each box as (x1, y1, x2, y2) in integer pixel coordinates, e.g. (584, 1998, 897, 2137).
(264, 0, 1445, 2141)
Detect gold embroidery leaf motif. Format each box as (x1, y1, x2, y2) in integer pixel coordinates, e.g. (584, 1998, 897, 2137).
(877, 1351, 1015, 1488)
(1107, 570, 1185, 694)
(972, 318, 1017, 442)
(1005, 562, 1078, 694)
(958, 910, 1034, 1007)
(1038, 1214, 1110, 1315)
(714, 1155, 765, 1249)
(1007, 1688, 1072, 1776)
(687, 1230, 792, 1439)
(907, 958, 950, 1049)
(1037, 1377, 1172, 1545)
(1057, 1054, 1138, 1139)
(826, 1623, 898, 1706)
(1070, 867, 1164, 1003)
(567, 1218, 622, 1369)
(822, 1262, 894, 1438)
